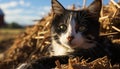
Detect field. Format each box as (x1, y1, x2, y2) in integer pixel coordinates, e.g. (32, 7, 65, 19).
(0, 28, 24, 53)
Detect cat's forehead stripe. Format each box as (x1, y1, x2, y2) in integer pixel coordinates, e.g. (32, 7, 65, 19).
(69, 12, 73, 22)
(69, 12, 76, 21)
(68, 12, 77, 35)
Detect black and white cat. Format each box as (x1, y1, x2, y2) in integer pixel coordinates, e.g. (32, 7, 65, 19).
(50, 0, 101, 56)
(17, 0, 120, 69)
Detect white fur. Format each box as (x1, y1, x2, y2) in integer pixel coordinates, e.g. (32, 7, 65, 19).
(52, 13, 95, 56)
(60, 13, 95, 49)
(51, 40, 74, 56)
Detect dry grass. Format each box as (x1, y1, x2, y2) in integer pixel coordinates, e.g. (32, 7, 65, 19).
(0, 29, 24, 41)
(0, 1, 120, 69)
(0, 28, 24, 54)
(55, 57, 120, 69)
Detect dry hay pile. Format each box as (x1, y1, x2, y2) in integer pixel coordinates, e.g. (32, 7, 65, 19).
(0, 0, 120, 69)
(55, 57, 119, 69)
(0, 13, 53, 69)
(100, 0, 120, 42)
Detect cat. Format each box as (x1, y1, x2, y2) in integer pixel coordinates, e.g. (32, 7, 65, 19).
(50, 0, 101, 56)
(17, 0, 120, 69)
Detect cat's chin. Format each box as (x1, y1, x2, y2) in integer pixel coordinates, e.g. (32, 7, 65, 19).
(64, 41, 96, 49)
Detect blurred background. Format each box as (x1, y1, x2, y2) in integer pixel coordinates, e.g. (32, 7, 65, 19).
(0, 0, 118, 26)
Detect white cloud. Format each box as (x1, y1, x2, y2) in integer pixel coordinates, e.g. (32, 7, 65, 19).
(4, 9, 23, 15)
(0, 1, 50, 26)
(19, 0, 24, 5)
(26, 2, 30, 7)
(19, 0, 31, 7)
(0, 1, 18, 9)
(0, 0, 31, 10)
(43, 6, 51, 11)
(36, 6, 51, 17)
(4, 7, 50, 25)
(5, 15, 41, 25)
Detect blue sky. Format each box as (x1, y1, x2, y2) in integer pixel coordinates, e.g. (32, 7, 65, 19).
(0, 0, 118, 26)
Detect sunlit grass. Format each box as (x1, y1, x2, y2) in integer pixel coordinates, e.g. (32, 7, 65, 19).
(0, 28, 24, 41)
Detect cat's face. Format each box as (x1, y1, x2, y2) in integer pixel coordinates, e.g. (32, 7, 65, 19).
(51, 0, 102, 50)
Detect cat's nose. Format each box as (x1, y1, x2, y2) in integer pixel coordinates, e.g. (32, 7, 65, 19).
(67, 36, 74, 41)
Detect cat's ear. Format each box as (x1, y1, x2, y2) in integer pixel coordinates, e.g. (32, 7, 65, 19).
(51, 0, 65, 15)
(87, 0, 102, 17)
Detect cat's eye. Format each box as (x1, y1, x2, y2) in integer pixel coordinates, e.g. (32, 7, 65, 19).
(58, 24, 67, 32)
(78, 25, 86, 32)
